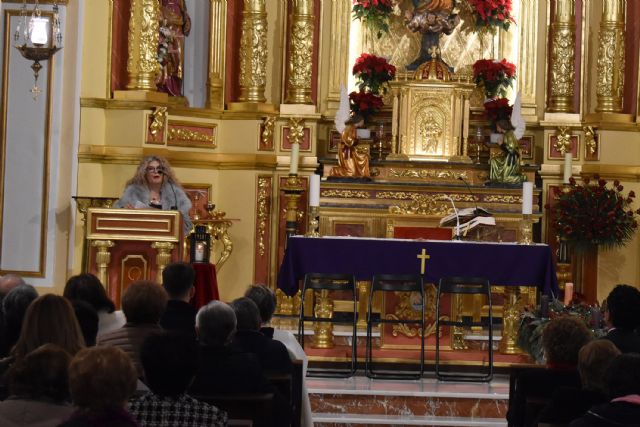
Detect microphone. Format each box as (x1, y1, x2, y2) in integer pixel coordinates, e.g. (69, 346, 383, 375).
(444, 195, 461, 241)
(159, 170, 178, 210)
(458, 176, 480, 215)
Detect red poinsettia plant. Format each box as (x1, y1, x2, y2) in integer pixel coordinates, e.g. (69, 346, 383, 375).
(468, 0, 515, 32)
(473, 59, 516, 98)
(349, 90, 384, 117)
(352, 0, 394, 38)
(551, 175, 640, 252)
(484, 98, 512, 122)
(353, 53, 396, 95)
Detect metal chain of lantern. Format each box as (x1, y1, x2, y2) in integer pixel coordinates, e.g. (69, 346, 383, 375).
(13, 0, 62, 99)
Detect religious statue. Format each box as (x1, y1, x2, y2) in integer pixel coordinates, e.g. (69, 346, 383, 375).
(403, 0, 460, 70)
(157, 0, 191, 97)
(489, 93, 527, 185)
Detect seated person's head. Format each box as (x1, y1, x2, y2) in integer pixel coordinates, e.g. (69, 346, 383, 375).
(68, 346, 137, 412)
(64, 273, 115, 314)
(162, 262, 195, 301)
(230, 297, 261, 332)
(2, 284, 38, 333)
(72, 300, 99, 347)
(604, 284, 640, 331)
(13, 294, 85, 359)
(244, 284, 276, 325)
(195, 301, 236, 346)
(121, 280, 168, 325)
(605, 353, 640, 399)
(542, 316, 592, 366)
(7, 344, 71, 403)
(578, 339, 621, 392)
(0, 274, 26, 299)
(140, 331, 197, 397)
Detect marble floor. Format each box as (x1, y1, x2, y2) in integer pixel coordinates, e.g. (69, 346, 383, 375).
(308, 375, 509, 427)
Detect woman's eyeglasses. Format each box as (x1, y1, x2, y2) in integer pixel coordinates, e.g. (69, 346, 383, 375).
(146, 166, 164, 174)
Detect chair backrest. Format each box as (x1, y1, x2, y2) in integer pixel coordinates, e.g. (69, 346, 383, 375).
(372, 274, 423, 293)
(438, 276, 491, 295)
(303, 273, 356, 293)
(193, 393, 274, 427)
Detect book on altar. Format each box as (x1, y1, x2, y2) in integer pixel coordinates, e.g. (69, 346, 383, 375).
(454, 215, 497, 236)
(439, 207, 492, 227)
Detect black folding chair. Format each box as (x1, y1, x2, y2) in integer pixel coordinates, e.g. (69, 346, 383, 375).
(436, 276, 493, 382)
(366, 274, 425, 379)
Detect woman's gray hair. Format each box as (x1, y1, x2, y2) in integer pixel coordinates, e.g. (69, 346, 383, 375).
(195, 301, 237, 346)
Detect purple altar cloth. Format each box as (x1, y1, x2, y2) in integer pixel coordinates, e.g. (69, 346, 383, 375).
(277, 236, 559, 297)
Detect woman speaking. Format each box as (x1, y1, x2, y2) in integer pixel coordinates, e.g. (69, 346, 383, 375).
(114, 156, 192, 234)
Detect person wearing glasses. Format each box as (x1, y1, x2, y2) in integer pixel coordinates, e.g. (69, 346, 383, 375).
(114, 156, 192, 234)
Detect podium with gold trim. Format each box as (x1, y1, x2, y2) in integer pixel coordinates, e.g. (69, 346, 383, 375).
(85, 208, 185, 307)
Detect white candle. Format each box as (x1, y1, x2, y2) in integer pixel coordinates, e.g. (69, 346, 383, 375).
(522, 182, 533, 215)
(564, 282, 574, 306)
(289, 143, 300, 175)
(563, 152, 572, 184)
(463, 100, 470, 139)
(195, 242, 205, 262)
(30, 17, 48, 46)
(309, 174, 320, 207)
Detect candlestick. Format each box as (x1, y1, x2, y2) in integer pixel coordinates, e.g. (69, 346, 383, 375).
(564, 282, 574, 306)
(309, 174, 320, 207)
(563, 152, 572, 183)
(522, 182, 533, 215)
(463, 99, 470, 139)
(289, 143, 300, 175)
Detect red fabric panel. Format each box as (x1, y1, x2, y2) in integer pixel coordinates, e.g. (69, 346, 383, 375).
(191, 263, 219, 309)
(393, 227, 452, 241)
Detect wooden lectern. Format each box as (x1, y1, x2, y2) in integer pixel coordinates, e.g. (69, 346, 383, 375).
(86, 208, 185, 308)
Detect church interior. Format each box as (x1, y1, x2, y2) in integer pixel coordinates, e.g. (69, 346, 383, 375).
(1, 0, 640, 426)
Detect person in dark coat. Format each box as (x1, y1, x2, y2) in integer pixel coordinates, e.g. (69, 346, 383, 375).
(159, 262, 197, 339)
(507, 316, 593, 427)
(229, 297, 292, 376)
(601, 284, 640, 353)
(537, 339, 620, 425)
(571, 353, 640, 427)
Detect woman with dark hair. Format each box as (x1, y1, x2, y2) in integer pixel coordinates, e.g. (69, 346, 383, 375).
(0, 344, 74, 426)
(114, 156, 192, 234)
(0, 284, 38, 357)
(64, 273, 124, 337)
(601, 284, 640, 353)
(61, 346, 138, 427)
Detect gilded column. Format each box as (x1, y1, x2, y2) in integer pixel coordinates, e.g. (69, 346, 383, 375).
(125, 0, 161, 91)
(151, 242, 175, 283)
(206, 0, 227, 110)
(238, 0, 268, 102)
(547, 0, 576, 113)
(91, 240, 115, 288)
(595, 0, 626, 113)
(285, 0, 314, 104)
(326, 0, 351, 108)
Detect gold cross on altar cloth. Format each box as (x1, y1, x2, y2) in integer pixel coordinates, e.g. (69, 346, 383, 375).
(417, 249, 430, 275)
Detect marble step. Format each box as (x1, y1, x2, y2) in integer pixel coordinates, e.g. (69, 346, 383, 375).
(313, 413, 507, 426)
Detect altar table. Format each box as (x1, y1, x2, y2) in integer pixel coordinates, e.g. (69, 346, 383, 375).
(277, 236, 559, 296)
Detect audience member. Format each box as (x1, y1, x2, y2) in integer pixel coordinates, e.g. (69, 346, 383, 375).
(63, 273, 125, 337)
(129, 331, 227, 427)
(190, 300, 272, 395)
(244, 284, 278, 338)
(571, 353, 640, 426)
(159, 262, 197, 338)
(230, 297, 292, 375)
(98, 281, 167, 376)
(601, 284, 640, 353)
(72, 301, 100, 347)
(0, 274, 26, 302)
(537, 339, 621, 425)
(507, 316, 593, 427)
(61, 346, 138, 427)
(0, 284, 38, 357)
(0, 344, 73, 427)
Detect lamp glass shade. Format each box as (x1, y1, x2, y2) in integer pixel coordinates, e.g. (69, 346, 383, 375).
(30, 17, 48, 46)
(189, 225, 211, 264)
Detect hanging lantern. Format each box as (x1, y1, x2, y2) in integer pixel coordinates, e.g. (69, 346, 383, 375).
(189, 225, 211, 263)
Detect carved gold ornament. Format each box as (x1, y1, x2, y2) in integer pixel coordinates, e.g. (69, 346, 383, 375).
(320, 189, 370, 199)
(285, 0, 313, 104)
(554, 126, 572, 155)
(238, 0, 268, 102)
(387, 285, 441, 339)
(149, 106, 168, 139)
(126, 0, 161, 90)
(548, 0, 576, 112)
(388, 169, 468, 181)
(256, 177, 270, 257)
(595, 0, 625, 113)
(287, 118, 305, 146)
(261, 116, 275, 148)
(584, 126, 598, 156)
(389, 194, 450, 216)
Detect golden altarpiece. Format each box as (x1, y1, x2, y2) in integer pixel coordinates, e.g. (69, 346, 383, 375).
(23, 0, 634, 368)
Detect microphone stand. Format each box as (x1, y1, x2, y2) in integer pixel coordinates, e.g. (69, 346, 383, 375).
(458, 176, 479, 215)
(445, 195, 461, 241)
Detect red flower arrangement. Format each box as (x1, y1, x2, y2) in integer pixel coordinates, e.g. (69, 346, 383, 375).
(349, 90, 384, 117)
(551, 176, 640, 251)
(353, 53, 396, 95)
(352, 0, 394, 38)
(484, 97, 512, 130)
(468, 0, 515, 32)
(473, 59, 516, 98)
